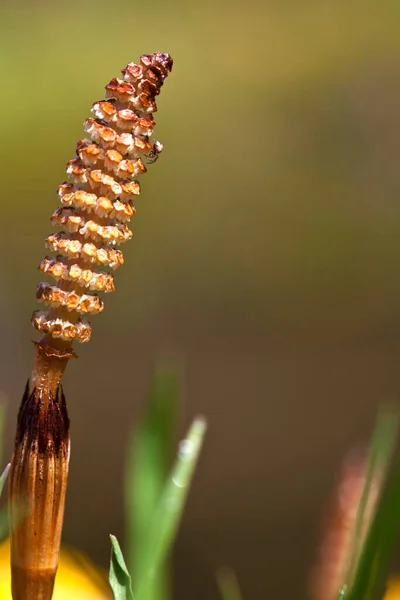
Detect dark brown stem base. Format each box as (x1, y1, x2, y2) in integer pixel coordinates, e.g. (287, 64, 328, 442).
(9, 343, 71, 600)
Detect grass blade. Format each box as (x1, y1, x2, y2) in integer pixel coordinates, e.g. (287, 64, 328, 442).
(216, 567, 243, 600)
(0, 463, 10, 498)
(345, 411, 398, 589)
(109, 534, 134, 600)
(0, 397, 10, 540)
(135, 417, 207, 600)
(125, 366, 179, 600)
(346, 410, 400, 600)
(0, 396, 6, 470)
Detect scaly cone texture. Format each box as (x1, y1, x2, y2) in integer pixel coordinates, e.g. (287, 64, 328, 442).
(32, 52, 173, 352)
(9, 52, 173, 600)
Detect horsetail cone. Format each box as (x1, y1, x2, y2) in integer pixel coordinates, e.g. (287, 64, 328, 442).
(9, 53, 173, 600)
(34, 52, 173, 351)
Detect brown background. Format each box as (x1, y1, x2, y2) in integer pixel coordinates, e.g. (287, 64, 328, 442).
(1, 1, 400, 598)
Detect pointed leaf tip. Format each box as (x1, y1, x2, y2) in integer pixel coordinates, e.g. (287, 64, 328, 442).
(109, 535, 134, 600)
(216, 566, 243, 600)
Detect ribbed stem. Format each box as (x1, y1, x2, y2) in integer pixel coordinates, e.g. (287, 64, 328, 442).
(9, 370, 70, 600)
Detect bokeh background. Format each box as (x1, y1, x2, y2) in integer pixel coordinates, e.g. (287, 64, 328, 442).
(1, 1, 400, 598)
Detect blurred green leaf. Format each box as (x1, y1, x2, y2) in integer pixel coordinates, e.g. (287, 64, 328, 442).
(0, 463, 10, 499)
(109, 534, 134, 600)
(0, 463, 27, 542)
(0, 396, 7, 470)
(0, 400, 9, 539)
(216, 567, 243, 600)
(0, 509, 9, 540)
(338, 585, 348, 600)
(346, 410, 400, 600)
(125, 366, 179, 600)
(136, 417, 207, 600)
(346, 411, 398, 589)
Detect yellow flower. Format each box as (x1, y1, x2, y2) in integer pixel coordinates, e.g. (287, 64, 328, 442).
(384, 579, 400, 600)
(0, 538, 111, 599)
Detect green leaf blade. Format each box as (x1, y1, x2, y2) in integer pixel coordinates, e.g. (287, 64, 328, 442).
(0, 463, 10, 499)
(125, 366, 180, 600)
(109, 534, 134, 600)
(135, 417, 207, 600)
(216, 567, 243, 600)
(346, 410, 400, 600)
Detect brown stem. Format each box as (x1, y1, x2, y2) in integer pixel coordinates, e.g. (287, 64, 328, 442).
(9, 345, 71, 600)
(31, 339, 76, 395)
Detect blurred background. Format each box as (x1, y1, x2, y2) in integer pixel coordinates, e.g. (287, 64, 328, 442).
(1, 0, 400, 598)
